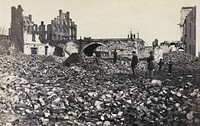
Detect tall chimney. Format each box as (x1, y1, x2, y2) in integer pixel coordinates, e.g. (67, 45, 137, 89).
(29, 15, 32, 21)
(41, 21, 44, 25)
(66, 11, 70, 19)
(59, 10, 62, 17)
(137, 33, 139, 39)
(11, 7, 17, 23)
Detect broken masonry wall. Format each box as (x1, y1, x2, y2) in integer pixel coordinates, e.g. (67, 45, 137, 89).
(180, 6, 196, 56)
(185, 7, 196, 56)
(80, 38, 182, 60)
(65, 41, 78, 56)
(160, 45, 171, 54)
(138, 46, 153, 60)
(73, 25, 77, 40)
(80, 38, 141, 58)
(154, 46, 163, 62)
(10, 5, 43, 53)
(107, 39, 143, 58)
(161, 44, 178, 53)
(10, 5, 24, 52)
(47, 24, 52, 40)
(197, 7, 200, 57)
(180, 7, 193, 43)
(24, 43, 55, 55)
(10, 5, 78, 56)
(138, 45, 179, 61)
(180, 7, 193, 25)
(23, 15, 34, 34)
(24, 33, 55, 55)
(23, 18, 51, 55)
(38, 21, 47, 42)
(48, 10, 77, 42)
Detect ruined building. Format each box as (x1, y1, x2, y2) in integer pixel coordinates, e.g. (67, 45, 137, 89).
(10, 5, 77, 55)
(10, 5, 24, 52)
(47, 10, 77, 44)
(180, 6, 196, 56)
(79, 32, 145, 59)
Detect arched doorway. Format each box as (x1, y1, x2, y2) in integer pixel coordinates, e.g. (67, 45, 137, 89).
(53, 46, 64, 57)
(82, 42, 111, 57)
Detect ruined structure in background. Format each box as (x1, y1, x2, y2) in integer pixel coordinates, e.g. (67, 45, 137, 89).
(180, 6, 196, 56)
(10, 5, 77, 56)
(47, 10, 77, 44)
(79, 34, 184, 62)
(10, 5, 24, 52)
(138, 40, 184, 62)
(78, 33, 145, 59)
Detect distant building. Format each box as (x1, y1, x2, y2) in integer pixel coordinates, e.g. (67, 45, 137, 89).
(80, 35, 183, 61)
(138, 41, 184, 62)
(10, 5, 77, 56)
(180, 6, 196, 56)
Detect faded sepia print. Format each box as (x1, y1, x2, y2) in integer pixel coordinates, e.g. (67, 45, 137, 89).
(0, 0, 199, 125)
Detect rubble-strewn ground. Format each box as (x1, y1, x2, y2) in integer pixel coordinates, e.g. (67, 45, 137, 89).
(0, 50, 200, 126)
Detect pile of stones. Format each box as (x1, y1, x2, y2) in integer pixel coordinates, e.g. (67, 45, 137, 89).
(0, 52, 199, 125)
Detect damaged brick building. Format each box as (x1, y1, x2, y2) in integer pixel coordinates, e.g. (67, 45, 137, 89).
(180, 6, 196, 56)
(10, 5, 77, 56)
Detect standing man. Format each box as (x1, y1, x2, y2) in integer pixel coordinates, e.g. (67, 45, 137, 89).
(147, 51, 154, 81)
(131, 51, 138, 76)
(158, 59, 164, 72)
(113, 49, 117, 64)
(93, 53, 99, 66)
(168, 60, 173, 75)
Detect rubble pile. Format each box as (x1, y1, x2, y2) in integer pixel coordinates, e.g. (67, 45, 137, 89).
(163, 52, 197, 64)
(0, 46, 8, 55)
(0, 52, 200, 125)
(163, 52, 200, 77)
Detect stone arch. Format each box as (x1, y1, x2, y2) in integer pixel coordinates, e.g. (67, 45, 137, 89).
(82, 42, 111, 57)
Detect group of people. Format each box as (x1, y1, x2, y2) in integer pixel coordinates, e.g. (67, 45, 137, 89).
(113, 50, 173, 80)
(131, 51, 174, 80)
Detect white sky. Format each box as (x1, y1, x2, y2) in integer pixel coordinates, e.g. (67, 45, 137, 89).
(0, 0, 199, 46)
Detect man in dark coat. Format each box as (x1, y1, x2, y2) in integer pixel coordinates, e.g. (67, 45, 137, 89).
(147, 51, 154, 80)
(131, 51, 138, 75)
(113, 49, 117, 64)
(158, 58, 164, 72)
(168, 60, 173, 75)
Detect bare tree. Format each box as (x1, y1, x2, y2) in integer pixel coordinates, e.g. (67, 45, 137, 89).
(0, 27, 7, 41)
